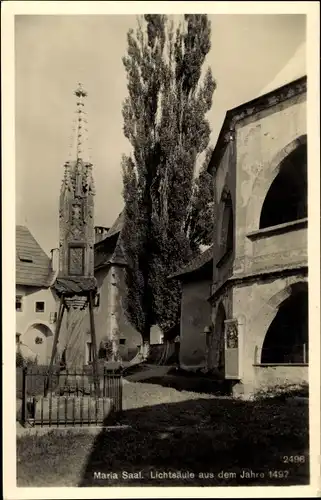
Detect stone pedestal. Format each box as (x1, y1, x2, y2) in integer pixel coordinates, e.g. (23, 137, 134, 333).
(34, 396, 113, 423)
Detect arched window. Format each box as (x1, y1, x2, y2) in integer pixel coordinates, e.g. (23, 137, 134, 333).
(220, 189, 234, 258)
(214, 301, 227, 370)
(260, 141, 307, 229)
(261, 282, 308, 364)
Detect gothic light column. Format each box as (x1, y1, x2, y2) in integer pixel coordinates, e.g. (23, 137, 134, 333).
(54, 83, 97, 372)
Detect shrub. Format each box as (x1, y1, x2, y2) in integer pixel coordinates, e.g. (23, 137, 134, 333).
(16, 351, 25, 368)
(16, 351, 38, 368)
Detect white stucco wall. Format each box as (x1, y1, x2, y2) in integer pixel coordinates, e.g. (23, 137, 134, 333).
(16, 285, 58, 363)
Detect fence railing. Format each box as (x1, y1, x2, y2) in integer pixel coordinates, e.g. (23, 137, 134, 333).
(255, 343, 308, 365)
(17, 366, 123, 427)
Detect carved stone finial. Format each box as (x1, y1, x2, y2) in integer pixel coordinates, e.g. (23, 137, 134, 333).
(69, 83, 90, 162)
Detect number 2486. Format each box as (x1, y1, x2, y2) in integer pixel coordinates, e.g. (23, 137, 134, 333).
(282, 456, 306, 463)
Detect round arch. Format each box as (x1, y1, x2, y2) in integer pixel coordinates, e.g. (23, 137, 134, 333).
(261, 282, 308, 363)
(251, 277, 308, 362)
(246, 134, 307, 232)
(21, 322, 54, 365)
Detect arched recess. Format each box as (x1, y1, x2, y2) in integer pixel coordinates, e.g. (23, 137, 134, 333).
(246, 134, 307, 232)
(21, 323, 53, 365)
(251, 276, 308, 362)
(219, 187, 234, 261)
(260, 140, 307, 228)
(261, 281, 308, 363)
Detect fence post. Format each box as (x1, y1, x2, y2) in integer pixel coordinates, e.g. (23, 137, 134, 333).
(303, 343, 306, 364)
(21, 366, 27, 426)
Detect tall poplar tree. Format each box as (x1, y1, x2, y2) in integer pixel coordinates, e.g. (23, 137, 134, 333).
(122, 15, 216, 341)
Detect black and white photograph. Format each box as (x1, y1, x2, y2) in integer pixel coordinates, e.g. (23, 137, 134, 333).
(2, 1, 320, 497)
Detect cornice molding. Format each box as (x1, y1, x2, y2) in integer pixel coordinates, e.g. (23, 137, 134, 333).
(208, 76, 307, 175)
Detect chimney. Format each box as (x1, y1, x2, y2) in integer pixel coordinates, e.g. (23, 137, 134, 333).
(50, 248, 60, 273)
(94, 226, 110, 243)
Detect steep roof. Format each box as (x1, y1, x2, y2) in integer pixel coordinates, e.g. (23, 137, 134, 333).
(94, 239, 127, 270)
(94, 212, 126, 270)
(169, 246, 213, 280)
(16, 225, 53, 287)
(106, 211, 124, 238)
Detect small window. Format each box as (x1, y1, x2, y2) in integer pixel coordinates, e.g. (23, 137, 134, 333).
(16, 295, 23, 312)
(16, 333, 21, 344)
(94, 293, 100, 308)
(35, 301, 45, 313)
(18, 252, 33, 263)
(119, 338, 126, 346)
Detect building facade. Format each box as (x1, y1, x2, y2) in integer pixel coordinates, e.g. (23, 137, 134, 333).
(16, 225, 58, 364)
(170, 248, 213, 371)
(91, 213, 143, 363)
(206, 76, 308, 396)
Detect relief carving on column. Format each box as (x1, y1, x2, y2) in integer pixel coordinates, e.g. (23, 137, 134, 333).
(68, 246, 85, 276)
(224, 319, 238, 349)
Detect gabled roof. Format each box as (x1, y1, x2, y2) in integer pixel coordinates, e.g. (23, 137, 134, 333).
(169, 246, 213, 280)
(16, 225, 52, 287)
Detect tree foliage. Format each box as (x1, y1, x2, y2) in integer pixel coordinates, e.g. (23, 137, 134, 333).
(121, 15, 216, 338)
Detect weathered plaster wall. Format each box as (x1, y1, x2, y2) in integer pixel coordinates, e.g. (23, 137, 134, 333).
(231, 273, 308, 395)
(180, 279, 211, 369)
(95, 266, 113, 345)
(212, 142, 235, 292)
(115, 266, 142, 359)
(94, 266, 141, 353)
(252, 365, 308, 392)
(249, 225, 307, 273)
(233, 93, 307, 276)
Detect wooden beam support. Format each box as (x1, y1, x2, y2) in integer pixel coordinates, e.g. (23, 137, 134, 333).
(45, 296, 65, 396)
(89, 291, 99, 397)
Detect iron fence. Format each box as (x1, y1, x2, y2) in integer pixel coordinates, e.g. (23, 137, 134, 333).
(17, 366, 123, 427)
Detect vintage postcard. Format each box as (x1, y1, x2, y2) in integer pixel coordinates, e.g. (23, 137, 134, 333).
(2, 1, 320, 498)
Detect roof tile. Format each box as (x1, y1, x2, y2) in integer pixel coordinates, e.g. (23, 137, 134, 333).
(169, 246, 213, 279)
(16, 226, 52, 287)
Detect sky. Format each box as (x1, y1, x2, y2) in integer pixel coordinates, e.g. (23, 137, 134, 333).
(15, 14, 306, 254)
